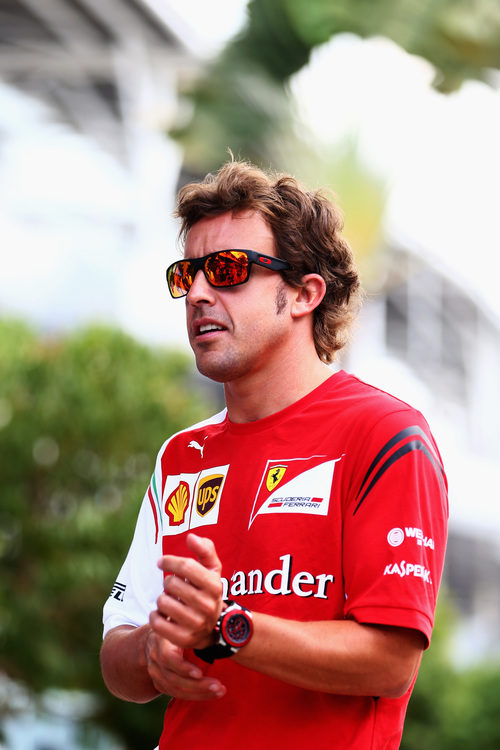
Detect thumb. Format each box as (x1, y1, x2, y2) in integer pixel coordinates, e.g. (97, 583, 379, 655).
(186, 533, 222, 575)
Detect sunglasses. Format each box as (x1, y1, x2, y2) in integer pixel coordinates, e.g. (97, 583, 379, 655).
(166, 249, 291, 299)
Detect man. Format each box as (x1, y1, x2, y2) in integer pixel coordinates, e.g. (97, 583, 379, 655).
(101, 159, 448, 749)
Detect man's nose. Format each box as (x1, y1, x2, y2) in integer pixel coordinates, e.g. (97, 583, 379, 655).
(186, 269, 215, 304)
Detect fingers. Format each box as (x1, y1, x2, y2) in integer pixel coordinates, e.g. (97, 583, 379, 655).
(163, 568, 220, 613)
(145, 631, 226, 700)
(155, 535, 223, 650)
(157, 533, 222, 582)
(150, 599, 214, 649)
(160, 586, 214, 632)
(150, 583, 220, 650)
(186, 533, 222, 574)
(145, 536, 227, 701)
(157, 555, 221, 595)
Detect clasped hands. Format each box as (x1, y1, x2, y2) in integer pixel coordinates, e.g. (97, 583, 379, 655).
(146, 532, 227, 700)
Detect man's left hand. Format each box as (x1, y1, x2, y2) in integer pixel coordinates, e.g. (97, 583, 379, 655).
(151, 533, 224, 651)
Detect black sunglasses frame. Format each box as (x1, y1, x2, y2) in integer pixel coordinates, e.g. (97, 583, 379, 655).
(166, 249, 291, 299)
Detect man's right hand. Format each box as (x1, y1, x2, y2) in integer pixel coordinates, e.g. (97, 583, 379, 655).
(145, 627, 226, 700)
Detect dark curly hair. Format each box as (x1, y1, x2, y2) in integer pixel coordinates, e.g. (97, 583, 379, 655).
(175, 159, 363, 362)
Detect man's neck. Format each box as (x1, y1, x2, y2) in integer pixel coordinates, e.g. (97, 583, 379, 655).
(223, 351, 334, 424)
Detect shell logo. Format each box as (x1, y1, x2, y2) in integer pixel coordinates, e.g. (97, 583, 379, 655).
(165, 481, 190, 525)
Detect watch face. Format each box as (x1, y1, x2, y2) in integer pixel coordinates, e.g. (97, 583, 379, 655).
(221, 611, 253, 648)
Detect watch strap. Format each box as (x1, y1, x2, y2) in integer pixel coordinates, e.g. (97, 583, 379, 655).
(194, 600, 252, 663)
(193, 642, 234, 664)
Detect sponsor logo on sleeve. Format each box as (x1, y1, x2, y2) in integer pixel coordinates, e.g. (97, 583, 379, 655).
(383, 560, 432, 584)
(109, 581, 126, 601)
(387, 527, 405, 546)
(387, 527, 435, 549)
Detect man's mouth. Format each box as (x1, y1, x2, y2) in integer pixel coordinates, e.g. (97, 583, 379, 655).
(199, 323, 225, 334)
(192, 319, 228, 340)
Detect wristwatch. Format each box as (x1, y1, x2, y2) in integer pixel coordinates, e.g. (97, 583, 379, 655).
(194, 600, 253, 664)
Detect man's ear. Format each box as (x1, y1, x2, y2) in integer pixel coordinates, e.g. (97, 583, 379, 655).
(290, 274, 326, 319)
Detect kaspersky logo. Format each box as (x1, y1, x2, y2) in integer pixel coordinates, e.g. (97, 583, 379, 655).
(196, 474, 223, 517)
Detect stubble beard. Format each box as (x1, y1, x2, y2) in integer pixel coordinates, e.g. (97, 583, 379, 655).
(193, 283, 290, 383)
(194, 346, 242, 384)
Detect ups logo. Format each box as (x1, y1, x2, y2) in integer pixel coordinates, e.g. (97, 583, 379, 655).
(197, 474, 223, 516)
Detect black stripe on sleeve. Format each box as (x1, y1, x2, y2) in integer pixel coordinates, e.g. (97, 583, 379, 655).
(357, 425, 441, 500)
(353, 438, 446, 516)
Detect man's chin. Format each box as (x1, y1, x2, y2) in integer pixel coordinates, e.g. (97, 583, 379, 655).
(194, 354, 227, 383)
(194, 352, 243, 384)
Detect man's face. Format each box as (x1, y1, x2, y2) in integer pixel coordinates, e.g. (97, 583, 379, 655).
(184, 210, 294, 384)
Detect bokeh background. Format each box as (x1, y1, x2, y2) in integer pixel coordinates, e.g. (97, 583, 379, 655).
(1, 1, 500, 748)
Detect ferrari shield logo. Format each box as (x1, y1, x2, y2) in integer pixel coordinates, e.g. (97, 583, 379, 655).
(266, 466, 287, 492)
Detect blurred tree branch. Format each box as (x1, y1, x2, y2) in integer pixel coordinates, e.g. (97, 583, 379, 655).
(171, 0, 500, 177)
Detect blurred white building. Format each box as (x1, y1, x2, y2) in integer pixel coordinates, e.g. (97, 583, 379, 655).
(0, 0, 198, 158)
(0, 0, 201, 348)
(348, 241, 500, 664)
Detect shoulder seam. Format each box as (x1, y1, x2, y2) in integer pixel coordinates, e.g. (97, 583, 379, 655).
(155, 408, 227, 460)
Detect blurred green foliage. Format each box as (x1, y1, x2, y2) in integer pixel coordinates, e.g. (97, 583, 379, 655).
(402, 595, 500, 749)
(172, 0, 500, 177)
(0, 318, 212, 748)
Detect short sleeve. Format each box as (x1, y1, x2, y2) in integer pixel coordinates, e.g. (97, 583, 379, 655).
(102, 452, 165, 637)
(342, 410, 448, 646)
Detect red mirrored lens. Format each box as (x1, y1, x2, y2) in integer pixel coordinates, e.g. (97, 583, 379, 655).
(168, 261, 194, 298)
(168, 251, 251, 297)
(205, 251, 249, 286)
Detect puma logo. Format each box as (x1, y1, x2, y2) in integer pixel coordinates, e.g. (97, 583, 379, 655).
(188, 437, 207, 458)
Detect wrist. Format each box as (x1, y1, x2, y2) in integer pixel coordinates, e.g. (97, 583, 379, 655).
(194, 600, 227, 650)
(194, 601, 253, 664)
(194, 628, 217, 650)
(141, 625, 156, 669)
